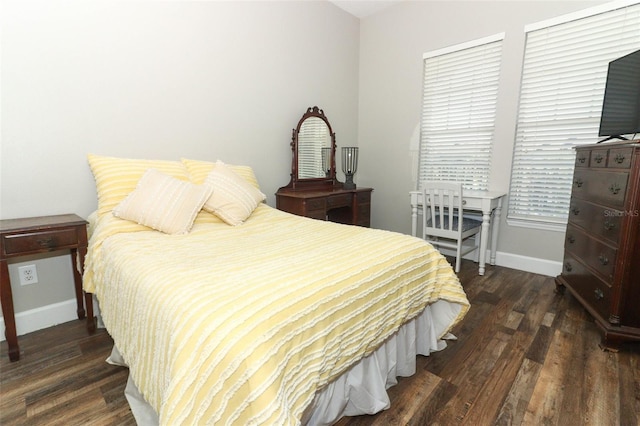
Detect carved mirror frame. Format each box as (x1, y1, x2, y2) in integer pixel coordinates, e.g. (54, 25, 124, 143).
(282, 106, 339, 191)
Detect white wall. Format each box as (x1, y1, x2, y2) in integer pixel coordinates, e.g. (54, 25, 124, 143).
(0, 0, 360, 330)
(357, 0, 607, 273)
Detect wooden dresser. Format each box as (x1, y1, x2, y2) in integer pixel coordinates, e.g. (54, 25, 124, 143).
(556, 140, 640, 350)
(276, 187, 372, 227)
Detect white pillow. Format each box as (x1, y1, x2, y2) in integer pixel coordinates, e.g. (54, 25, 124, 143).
(113, 168, 213, 234)
(203, 161, 266, 226)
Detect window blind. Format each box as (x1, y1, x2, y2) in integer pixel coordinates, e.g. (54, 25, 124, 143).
(418, 34, 504, 192)
(508, 2, 640, 228)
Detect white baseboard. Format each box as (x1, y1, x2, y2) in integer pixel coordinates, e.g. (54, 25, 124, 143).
(432, 247, 562, 277)
(0, 298, 79, 342)
(493, 251, 562, 277)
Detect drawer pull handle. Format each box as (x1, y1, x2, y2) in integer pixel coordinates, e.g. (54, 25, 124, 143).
(594, 288, 604, 300)
(37, 237, 54, 248)
(594, 154, 604, 163)
(608, 183, 621, 195)
(574, 178, 583, 188)
(598, 254, 609, 266)
(571, 207, 580, 215)
(614, 153, 626, 164)
(567, 235, 575, 244)
(603, 220, 615, 231)
(564, 262, 573, 272)
(578, 156, 586, 164)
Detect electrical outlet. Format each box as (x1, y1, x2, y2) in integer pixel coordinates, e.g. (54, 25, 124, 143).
(18, 264, 39, 285)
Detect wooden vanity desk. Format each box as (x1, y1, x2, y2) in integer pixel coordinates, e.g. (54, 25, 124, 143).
(276, 187, 372, 227)
(277, 106, 371, 227)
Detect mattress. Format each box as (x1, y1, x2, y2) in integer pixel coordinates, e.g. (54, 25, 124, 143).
(84, 204, 469, 425)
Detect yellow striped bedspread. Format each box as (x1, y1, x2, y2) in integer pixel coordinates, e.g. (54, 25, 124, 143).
(83, 204, 469, 425)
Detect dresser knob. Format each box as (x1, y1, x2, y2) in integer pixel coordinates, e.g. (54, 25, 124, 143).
(567, 235, 575, 244)
(594, 154, 604, 163)
(578, 156, 586, 164)
(564, 262, 573, 272)
(574, 178, 583, 188)
(571, 207, 580, 215)
(598, 254, 609, 266)
(594, 288, 604, 300)
(614, 153, 626, 164)
(603, 220, 615, 231)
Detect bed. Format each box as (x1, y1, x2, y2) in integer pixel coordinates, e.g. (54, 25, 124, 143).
(83, 155, 470, 425)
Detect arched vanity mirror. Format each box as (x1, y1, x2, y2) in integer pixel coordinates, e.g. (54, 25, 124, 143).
(276, 106, 373, 227)
(282, 106, 338, 190)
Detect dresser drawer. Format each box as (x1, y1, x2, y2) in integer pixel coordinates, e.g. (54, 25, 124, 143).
(568, 199, 623, 245)
(326, 193, 352, 208)
(564, 225, 616, 282)
(590, 149, 608, 168)
(2, 228, 80, 255)
(607, 148, 633, 168)
(575, 150, 590, 167)
(562, 254, 612, 321)
(572, 170, 628, 208)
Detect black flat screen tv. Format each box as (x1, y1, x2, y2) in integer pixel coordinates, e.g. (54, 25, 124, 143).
(598, 49, 640, 141)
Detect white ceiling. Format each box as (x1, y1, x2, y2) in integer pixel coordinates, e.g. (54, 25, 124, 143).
(329, 0, 403, 19)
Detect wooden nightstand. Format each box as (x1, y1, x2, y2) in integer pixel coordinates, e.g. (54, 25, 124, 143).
(0, 214, 89, 361)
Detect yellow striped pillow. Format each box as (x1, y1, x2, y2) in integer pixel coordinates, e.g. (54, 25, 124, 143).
(181, 158, 260, 189)
(88, 154, 190, 216)
(113, 169, 212, 234)
(202, 161, 266, 226)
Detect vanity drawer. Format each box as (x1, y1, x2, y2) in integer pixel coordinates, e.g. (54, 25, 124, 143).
(326, 193, 352, 209)
(572, 169, 628, 208)
(562, 253, 612, 321)
(607, 148, 633, 169)
(2, 228, 80, 256)
(304, 198, 326, 211)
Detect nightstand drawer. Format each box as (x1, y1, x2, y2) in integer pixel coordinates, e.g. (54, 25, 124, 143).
(2, 228, 80, 255)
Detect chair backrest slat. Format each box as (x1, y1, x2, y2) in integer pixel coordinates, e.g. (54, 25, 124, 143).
(421, 181, 464, 238)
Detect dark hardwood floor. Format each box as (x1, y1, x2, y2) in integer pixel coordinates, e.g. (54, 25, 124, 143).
(1, 260, 639, 425)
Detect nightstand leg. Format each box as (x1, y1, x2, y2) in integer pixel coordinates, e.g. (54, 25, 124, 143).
(1, 260, 19, 361)
(85, 292, 96, 333)
(70, 248, 85, 319)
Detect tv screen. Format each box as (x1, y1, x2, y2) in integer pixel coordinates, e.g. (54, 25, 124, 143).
(598, 49, 640, 139)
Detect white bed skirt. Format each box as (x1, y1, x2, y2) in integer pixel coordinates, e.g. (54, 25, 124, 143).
(106, 299, 459, 425)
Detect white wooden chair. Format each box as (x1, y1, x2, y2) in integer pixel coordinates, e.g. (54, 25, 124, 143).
(421, 181, 483, 273)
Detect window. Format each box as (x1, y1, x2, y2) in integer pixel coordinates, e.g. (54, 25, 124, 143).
(508, 1, 640, 229)
(418, 33, 504, 192)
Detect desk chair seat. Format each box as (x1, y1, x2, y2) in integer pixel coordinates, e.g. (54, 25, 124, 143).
(421, 181, 483, 273)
